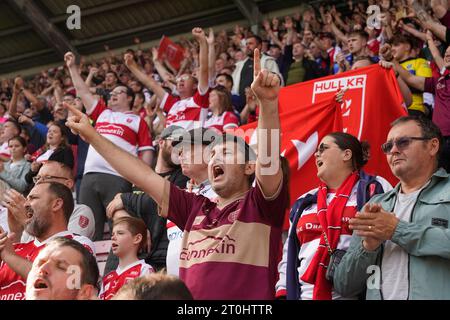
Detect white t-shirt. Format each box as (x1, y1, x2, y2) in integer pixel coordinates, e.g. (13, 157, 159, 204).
(381, 182, 429, 300)
(35, 149, 54, 163)
(0, 142, 10, 159)
(84, 99, 153, 176)
(0, 206, 9, 233)
(166, 180, 217, 276)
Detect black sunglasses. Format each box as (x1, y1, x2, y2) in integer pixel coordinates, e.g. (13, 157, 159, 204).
(381, 136, 432, 154)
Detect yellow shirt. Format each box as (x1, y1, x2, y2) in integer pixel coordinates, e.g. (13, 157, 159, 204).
(400, 58, 432, 113)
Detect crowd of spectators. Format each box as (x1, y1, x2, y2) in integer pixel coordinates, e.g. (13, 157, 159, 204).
(0, 0, 449, 300)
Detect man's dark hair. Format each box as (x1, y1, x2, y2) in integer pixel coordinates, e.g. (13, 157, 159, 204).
(46, 237, 99, 288)
(216, 73, 234, 86)
(44, 182, 74, 223)
(63, 92, 76, 99)
(48, 147, 75, 170)
(353, 55, 375, 65)
(106, 71, 119, 80)
(246, 35, 263, 45)
(391, 115, 443, 159)
(390, 34, 418, 50)
(116, 272, 193, 300)
(270, 44, 282, 50)
(348, 30, 369, 41)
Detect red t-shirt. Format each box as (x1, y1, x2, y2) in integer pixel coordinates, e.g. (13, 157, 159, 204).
(166, 179, 288, 300)
(0, 232, 94, 300)
(99, 260, 153, 300)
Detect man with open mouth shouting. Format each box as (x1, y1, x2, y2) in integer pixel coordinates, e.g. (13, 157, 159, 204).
(0, 182, 94, 300)
(65, 48, 288, 300)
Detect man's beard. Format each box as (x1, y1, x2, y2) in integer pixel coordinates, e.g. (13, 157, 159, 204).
(162, 147, 177, 168)
(25, 216, 48, 238)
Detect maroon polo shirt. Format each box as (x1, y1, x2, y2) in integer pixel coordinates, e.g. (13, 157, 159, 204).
(162, 178, 288, 300)
(424, 73, 450, 136)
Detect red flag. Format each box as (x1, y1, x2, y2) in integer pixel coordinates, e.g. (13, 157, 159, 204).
(231, 65, 406, 229)
(279, 64, 407, 188)
(158, 36, 185, 71)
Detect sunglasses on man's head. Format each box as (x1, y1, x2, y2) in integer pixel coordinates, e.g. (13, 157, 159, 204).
(381, 136, 432, 154)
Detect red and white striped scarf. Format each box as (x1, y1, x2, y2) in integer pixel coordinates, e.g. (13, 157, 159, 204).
(301, 171, 359, 300)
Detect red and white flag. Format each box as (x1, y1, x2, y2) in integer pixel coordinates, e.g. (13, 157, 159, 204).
(279, 65, 407, 189)
(158, 36, 185, 71)
(231, 65, 406, 228)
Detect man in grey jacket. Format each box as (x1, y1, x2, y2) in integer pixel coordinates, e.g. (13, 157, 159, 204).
(333, 116, 450, 300)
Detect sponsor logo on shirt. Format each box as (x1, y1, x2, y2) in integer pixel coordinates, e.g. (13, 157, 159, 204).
(180, 235, 236, 261)
(97, 124, 125, 137)
(0, 280, 26, 300)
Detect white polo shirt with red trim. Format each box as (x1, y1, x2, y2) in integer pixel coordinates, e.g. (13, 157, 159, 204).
(204, 111, 239, 133)
(84, 99, 153, 176)
(160, 89, 210, 130)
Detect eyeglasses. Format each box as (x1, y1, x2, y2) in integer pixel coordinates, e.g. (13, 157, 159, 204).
(33, 175, 70, 184)
(176, 75, 190, 82)
(316, 143, 339, 156)
(381, 136, 432, 154)
(110, 90, 127, 97)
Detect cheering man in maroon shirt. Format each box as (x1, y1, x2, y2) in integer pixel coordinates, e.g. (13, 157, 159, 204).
(65, 48, 288, 300)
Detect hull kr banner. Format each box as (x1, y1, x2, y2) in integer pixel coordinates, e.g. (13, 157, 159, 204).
(234, 65, 406, 214)
(235, 97, 343, 218)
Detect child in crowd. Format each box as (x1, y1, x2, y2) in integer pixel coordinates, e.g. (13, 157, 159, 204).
(99, 214, 154, 300)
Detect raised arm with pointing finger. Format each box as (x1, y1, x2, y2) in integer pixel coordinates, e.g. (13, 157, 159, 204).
(252, 48, 282, 197)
